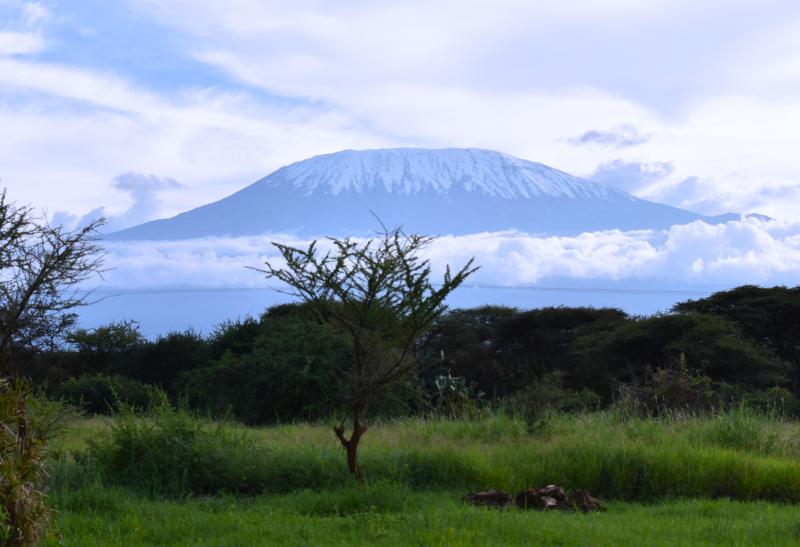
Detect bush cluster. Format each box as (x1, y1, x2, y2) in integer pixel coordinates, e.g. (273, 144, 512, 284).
(19, 285, 800, 423)
(60, 402, 800, 504)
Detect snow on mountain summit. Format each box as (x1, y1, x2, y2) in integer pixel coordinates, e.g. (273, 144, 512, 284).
(263, 148, 628, 200)
(107, 147, 720, 241)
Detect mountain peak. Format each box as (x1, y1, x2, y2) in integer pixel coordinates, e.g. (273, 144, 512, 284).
(107, 147, 722, 241)
(262, 148, 628, 200)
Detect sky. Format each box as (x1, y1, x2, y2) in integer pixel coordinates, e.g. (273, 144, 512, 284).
(3, 0, 800, 332)
(3, 0, 800, 223)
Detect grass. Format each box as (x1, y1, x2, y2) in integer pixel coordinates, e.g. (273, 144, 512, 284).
(43, 408, 800, 545)
(51, 407, 800, 501)
(44, 485, 800, 546)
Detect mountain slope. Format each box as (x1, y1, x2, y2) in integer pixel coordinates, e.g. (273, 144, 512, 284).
(108, 148, 723, 240)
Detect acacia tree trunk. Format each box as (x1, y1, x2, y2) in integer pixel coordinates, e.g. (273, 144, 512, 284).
(334, 403, 368, 481)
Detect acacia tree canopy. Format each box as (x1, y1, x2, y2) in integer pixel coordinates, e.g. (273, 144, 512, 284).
(255, 225, 478, 478)
(0, 189, 105, 376)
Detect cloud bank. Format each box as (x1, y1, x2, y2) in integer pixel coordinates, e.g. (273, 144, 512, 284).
(95, 218, 800, 291)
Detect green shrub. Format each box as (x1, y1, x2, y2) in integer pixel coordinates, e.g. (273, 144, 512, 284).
(55, 374, 163, 414)
(0, 380, 70, 545)
(182, 317, 351, 424)
(503, 371, 600, 430)
(687, 406, 782, 454)
(87, 403, 271, 496)
(70, 407, 800, 503)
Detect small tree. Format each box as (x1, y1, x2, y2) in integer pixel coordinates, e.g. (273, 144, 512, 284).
(0, 189, 104, 544)
(0, 190, 104, 377)
(256, 225, 477, 479)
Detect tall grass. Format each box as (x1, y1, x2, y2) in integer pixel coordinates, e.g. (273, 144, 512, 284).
(53, 404, 800, 503)
(44, 486, 800, 546)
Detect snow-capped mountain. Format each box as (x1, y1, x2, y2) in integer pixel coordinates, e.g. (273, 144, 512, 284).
(107, 148, 738, 240)
(268, 148, 624, 199)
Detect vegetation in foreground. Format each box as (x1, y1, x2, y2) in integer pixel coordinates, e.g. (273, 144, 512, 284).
(45, 488, 800, 547)
(4, 186, 800, 544)
(37, 408, 800, 545)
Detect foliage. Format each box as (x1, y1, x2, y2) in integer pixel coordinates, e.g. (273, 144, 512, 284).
(256, 225, 477, 478)
(418, 306, 627, 398)
(0, 188, 104, 544)
(418, 306, 516, 398)
(65, 320, 144, 376)
(86, 403, 273, 497)
(0, 189, 104, 377)
(120, 330, 209, 393)
(0, 380, 72, 545)
(613, 354, 726, 415)
(208, 317, 263, 359)
(183, 316, 351, 424)
(675, 285, 800, 393)
(573, 312, 790, 399)
(54, 409, 800, 503)
(505, 371, 601, 430)
(55, 374, 164, 414)
(429, 370, 484, 419)
(22, 286, 800, 427)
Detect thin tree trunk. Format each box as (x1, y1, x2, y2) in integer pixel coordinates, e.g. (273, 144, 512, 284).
(334, 404, 368, 482)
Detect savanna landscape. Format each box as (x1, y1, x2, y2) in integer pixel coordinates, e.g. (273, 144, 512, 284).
(5, 3, 800, 546)
(4, 188, 800, 545)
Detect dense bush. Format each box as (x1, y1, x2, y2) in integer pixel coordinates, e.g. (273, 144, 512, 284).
(504, 371, 601, 428)
(118, 330, 210, 393)
(32, 286, 800, 422)
(0, 381, 72, 545)
(419, 306, 627, 398)
(675, 286, 800, 392)
(65, 320, 145, 376)
(55, 374, 164, 414)
(183, 316, 351, 424)
(87, 404, 273, 496)
(70, 406, 800, 503)
(573, 312, 790, 399)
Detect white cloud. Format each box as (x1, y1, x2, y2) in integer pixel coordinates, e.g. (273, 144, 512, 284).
(0, 31, 43, 54)
(96, 218, 800, 290)
(0, 57, 390, 215)
(4, 0, 800, 228)
(53, 173, 186, 232)
(120, 0, 800, 222)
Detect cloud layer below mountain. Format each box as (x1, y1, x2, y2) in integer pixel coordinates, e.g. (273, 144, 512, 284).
(96, 218, 800, 291)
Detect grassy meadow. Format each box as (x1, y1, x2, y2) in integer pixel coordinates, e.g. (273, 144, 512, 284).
(42, 408, 800, 545)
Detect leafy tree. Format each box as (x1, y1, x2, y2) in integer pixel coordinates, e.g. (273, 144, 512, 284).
(419, 306, 626, 398)
(256, 226, 477, 479)
(674, 286, 800, 392)
(574, 312, 790, 399)
(208, 317, 264, 359)
(123, 330, 209, 393)
(183, 316, 351, 424)
(0, 189, 104, 377)
(56, 373, 162, 414)
(0, 189, 103, 544)
(66, 320, 144, 375)
(418, 306, 517, 397)
(497, 306, 627, 387)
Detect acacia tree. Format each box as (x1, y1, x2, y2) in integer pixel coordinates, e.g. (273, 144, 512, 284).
(0, 189, 104, 545)
(256, 226, 478, 479)
(0, 189, 104, 377)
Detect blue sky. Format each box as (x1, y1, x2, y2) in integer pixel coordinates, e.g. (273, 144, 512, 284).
(5, 0, 800, 333)
(3, 0, 800, 225)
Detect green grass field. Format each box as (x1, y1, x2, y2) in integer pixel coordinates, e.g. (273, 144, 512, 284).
(45, 410, 800, 545)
